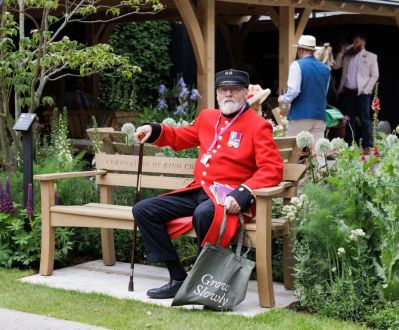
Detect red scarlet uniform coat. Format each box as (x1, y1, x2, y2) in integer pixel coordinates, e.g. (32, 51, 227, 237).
(154, 107, 284, 247)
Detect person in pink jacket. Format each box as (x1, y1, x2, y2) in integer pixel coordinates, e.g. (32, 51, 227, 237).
(334, 34, 379, 154)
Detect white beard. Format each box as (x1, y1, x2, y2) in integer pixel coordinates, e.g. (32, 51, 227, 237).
(218, 99, 244, 115)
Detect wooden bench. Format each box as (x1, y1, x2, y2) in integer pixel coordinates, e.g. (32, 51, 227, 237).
(86, 127, 161, 155)
(34, 136, 305, 308)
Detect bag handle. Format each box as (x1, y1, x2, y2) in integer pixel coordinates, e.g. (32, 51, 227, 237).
(216, 207, 252, 258)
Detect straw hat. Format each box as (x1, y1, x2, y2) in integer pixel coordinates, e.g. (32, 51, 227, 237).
(293, 35, 317, 51)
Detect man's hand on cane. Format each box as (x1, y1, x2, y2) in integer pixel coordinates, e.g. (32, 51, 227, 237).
(134, 125, 152, 143)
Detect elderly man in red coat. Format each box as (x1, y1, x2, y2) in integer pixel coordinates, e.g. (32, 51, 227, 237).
(133, 69, 283, 299)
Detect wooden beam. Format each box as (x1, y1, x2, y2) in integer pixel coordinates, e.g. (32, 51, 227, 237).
(197, 0, 215, 110)
(295, 7, 312, 41)
(279, 6, 295, 93)
(239, 15, 260, 42)
(216, 0, 399, 17)
(268, 6, 280, 29)
(173, 0, 206, 74)
(217, 21, 235, 65)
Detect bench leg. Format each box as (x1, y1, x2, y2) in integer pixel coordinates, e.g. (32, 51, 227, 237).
(40, 225, 55, 276)
(255, 197, 275, 308)
(101, 228, 116, 266)
(283, 234, 295, 289)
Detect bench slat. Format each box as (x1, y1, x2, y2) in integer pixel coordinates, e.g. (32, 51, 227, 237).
(96, 173, 193, 189)
(95, 154, 196, 174)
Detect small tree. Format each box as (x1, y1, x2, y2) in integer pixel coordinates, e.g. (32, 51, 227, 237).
(0, 0, 163, 170)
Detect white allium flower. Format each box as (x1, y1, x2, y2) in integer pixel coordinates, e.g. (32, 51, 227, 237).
(315, 138, 331, 154)
(296, 131, 314, 149)
(386, 134, 399, 148)
(331, 267, 337, 272)
(348, 228, 366, 242)
(330, 137, 348, 153)
(162, 117, 177, 127)
(396, 125, 399, 134)
(121, 123, 136, 146)
(382, 283, 388, 289)
(337, 247, 345, 256)
(180, 120, 190, 127)
(62, 36, 70, 41)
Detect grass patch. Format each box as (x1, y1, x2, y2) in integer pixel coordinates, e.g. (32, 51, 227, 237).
(0, 268, 368, 330)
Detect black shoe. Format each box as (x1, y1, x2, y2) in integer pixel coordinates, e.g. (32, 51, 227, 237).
(146, 279, 184, 299)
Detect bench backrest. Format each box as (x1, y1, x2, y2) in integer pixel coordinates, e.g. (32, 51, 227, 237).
(94, 136, 303, 190)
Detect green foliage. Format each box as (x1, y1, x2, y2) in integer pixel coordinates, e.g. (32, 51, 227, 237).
(290, 133, 399, 324)
(0, 0, 162, 168)
(0, 209, 73, 268)
(100, 21, 172, 110)
(365, 301, 399, 329)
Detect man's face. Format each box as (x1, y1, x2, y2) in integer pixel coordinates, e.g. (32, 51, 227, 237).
(352, 37, 365, 52)
(216, 85, 246, 115)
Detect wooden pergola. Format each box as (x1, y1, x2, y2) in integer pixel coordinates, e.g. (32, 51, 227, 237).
(90, 0, 399, 110)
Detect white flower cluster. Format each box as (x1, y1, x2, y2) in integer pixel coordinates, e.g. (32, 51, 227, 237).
(386, 134, 399, 148)
(330, 138, 348, 153)
(176, 119, 190, 127)
(121, 123, 136, 146)
(348, 228, 366, 242)
(396, 125, 399, 134)
(282, 194, 308, 222)
(296, 131, 314, 149)
(337, 247, 346, 256)
(162, 117, 177, 127)
(315, 138, 331, 154)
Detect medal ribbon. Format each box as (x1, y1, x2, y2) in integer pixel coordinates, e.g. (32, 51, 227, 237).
(206, 102, 248, 155)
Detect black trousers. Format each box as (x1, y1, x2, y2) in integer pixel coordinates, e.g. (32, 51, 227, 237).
(341, 89, 372, 147)
(132, 188, 215, 263)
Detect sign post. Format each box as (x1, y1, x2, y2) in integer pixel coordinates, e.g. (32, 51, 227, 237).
(13, 113, 37, 210)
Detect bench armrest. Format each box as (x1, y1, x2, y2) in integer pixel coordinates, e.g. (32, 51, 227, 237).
(252, 181, 293, 197)
(34, 170, 107, 181)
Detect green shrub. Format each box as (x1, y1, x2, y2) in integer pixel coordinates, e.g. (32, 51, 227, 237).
(100, 20, 172, 110)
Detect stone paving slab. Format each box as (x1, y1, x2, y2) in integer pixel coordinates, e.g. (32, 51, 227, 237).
(0, 308, 108, 330)
(21, 260, 298, 317)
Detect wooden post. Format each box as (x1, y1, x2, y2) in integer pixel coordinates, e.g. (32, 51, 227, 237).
(197, 0, 215, 110)
(255, 196, 275, 307)
(39, 181, 56, 275)
(100, 185, 116, 265)
(174, 0, 214, 110)
(278, 6, 295, 93)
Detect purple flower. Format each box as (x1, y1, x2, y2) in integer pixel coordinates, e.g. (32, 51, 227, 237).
(26, 183, 33, 218)
(0, 177, 14, 214)
(190, 89, 201, 101)
(5, 176, 11, 200)
(1, 192, 14, 214)
(156, 99, 168, 111)
(179, 87, 189, 99)
(174, 102, 188, 116)
(178, 77, 186, 89)
(158, 84, 166, 94)
(0, 181, 4, 212)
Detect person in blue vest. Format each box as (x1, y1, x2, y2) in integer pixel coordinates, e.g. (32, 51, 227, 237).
(278, 35, 330, 148)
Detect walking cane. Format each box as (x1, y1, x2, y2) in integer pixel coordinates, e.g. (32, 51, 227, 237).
(128, 139, 144, 291)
